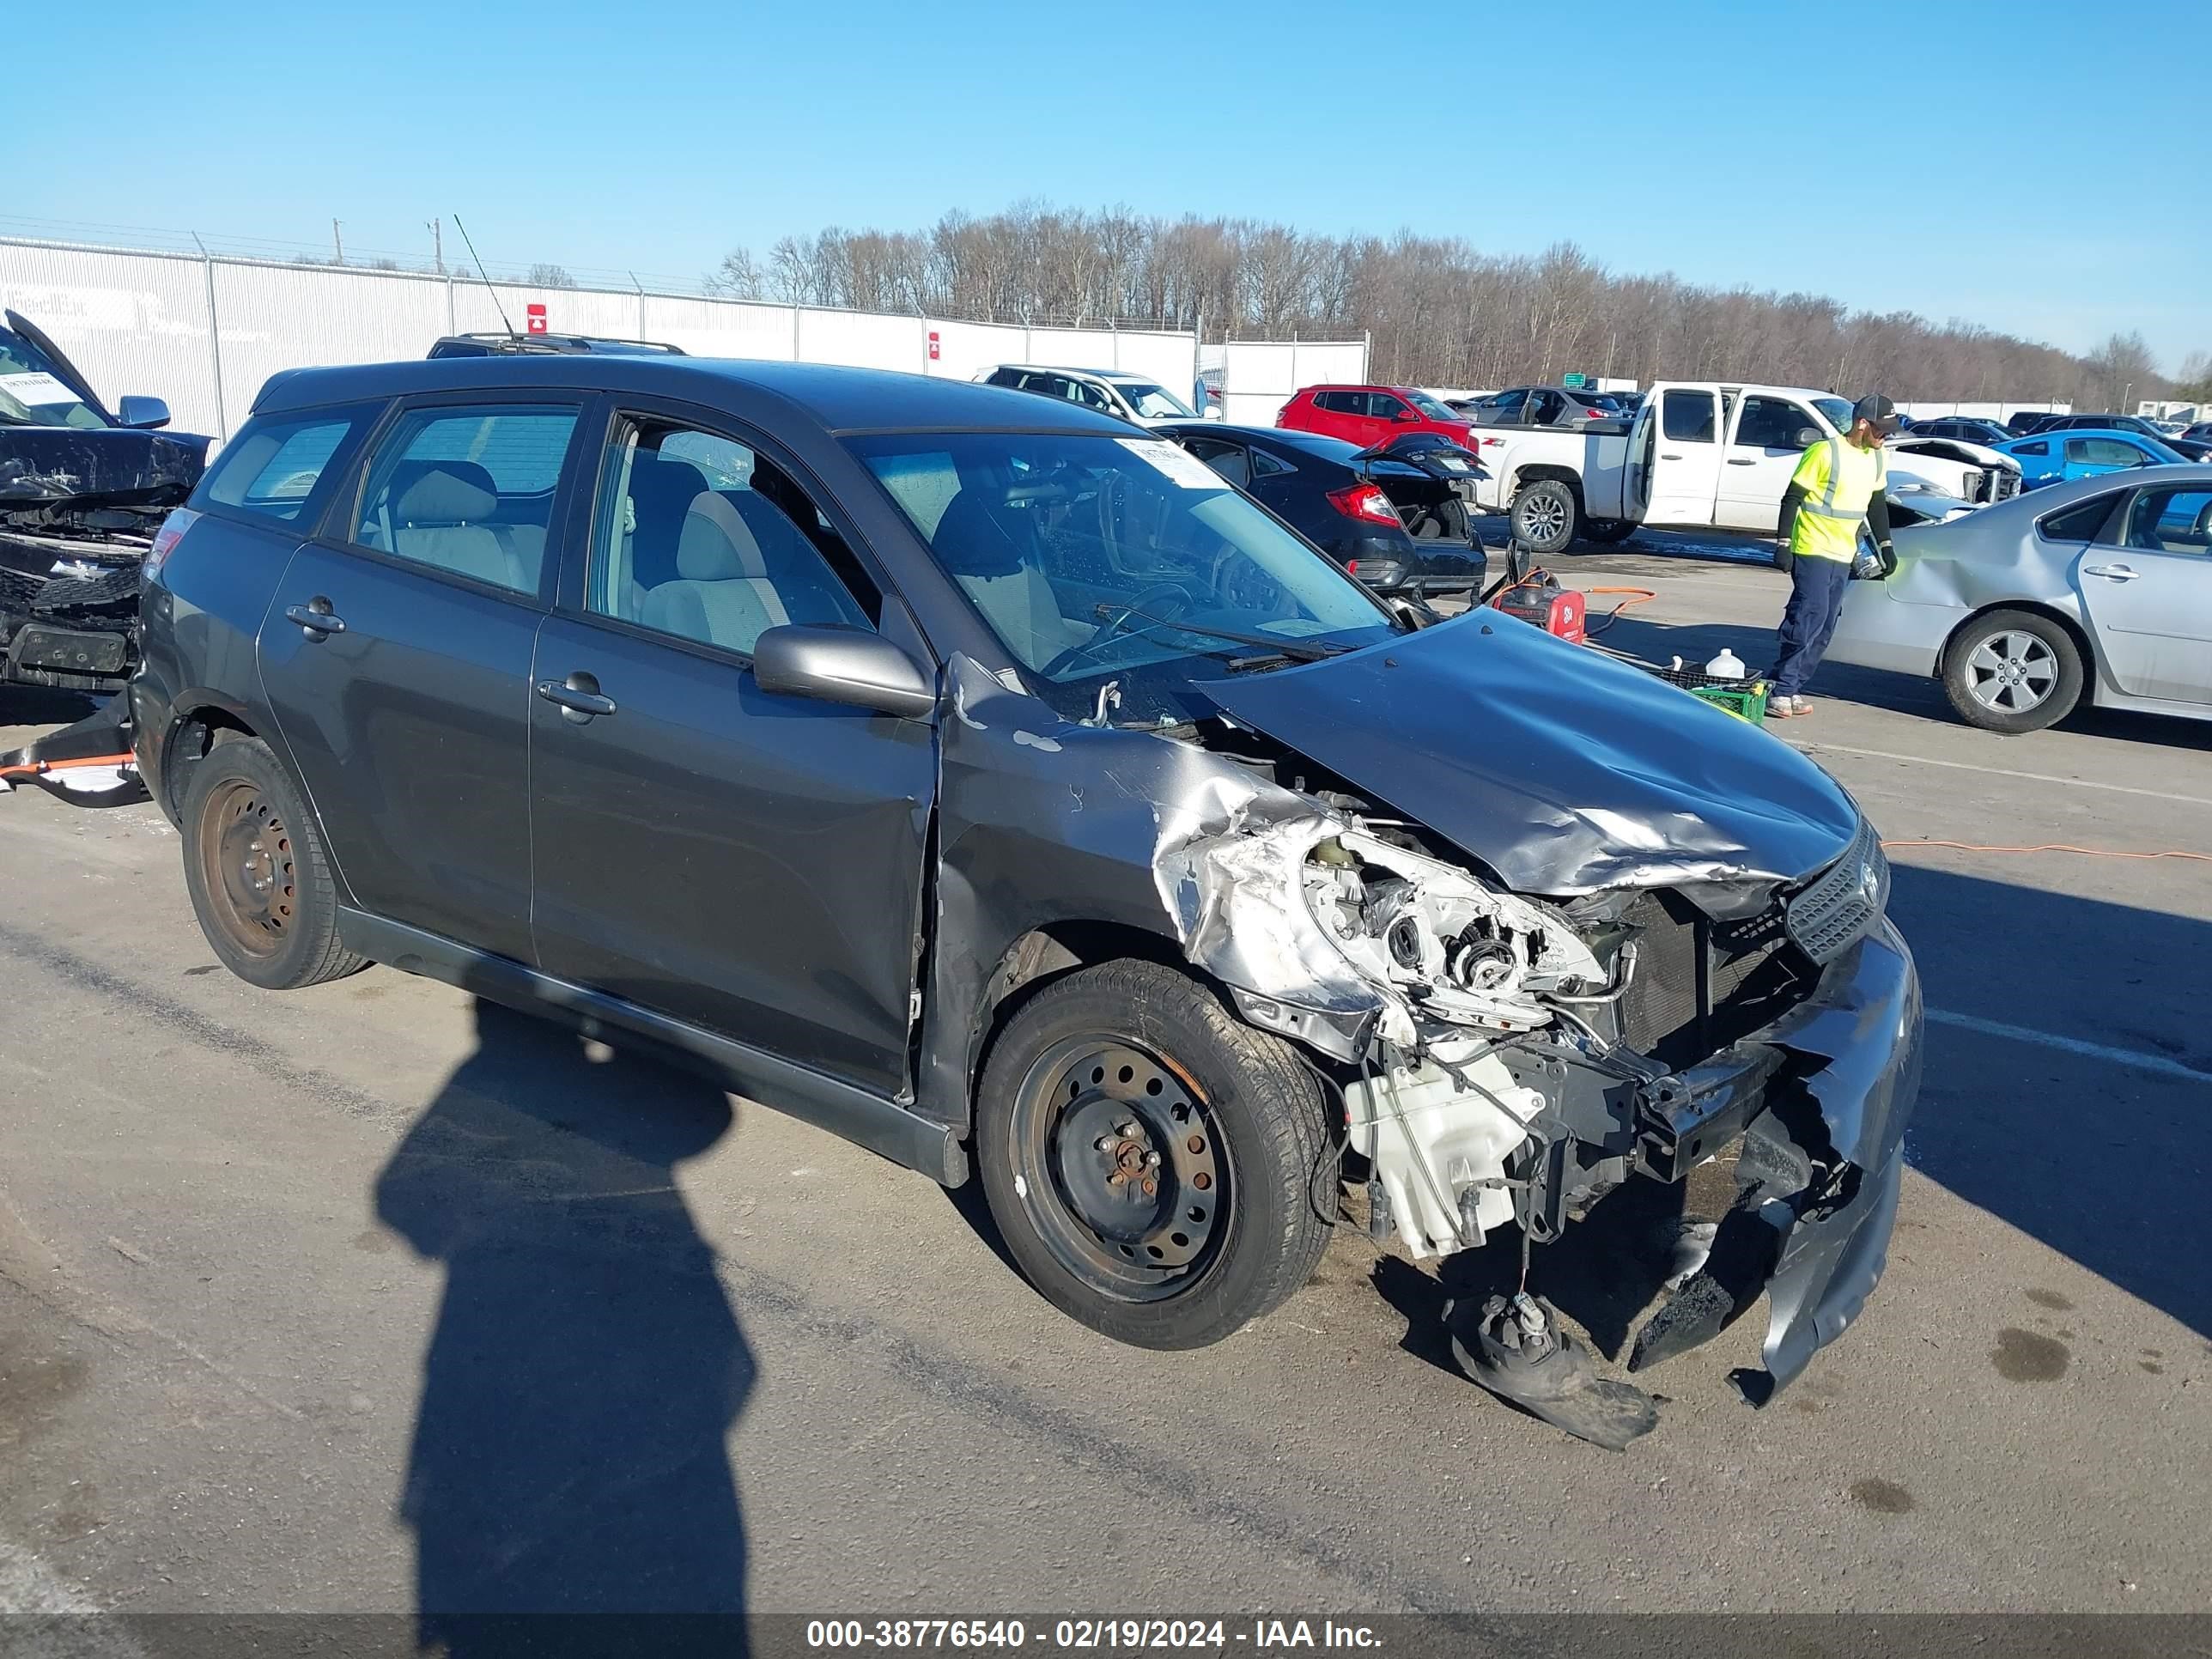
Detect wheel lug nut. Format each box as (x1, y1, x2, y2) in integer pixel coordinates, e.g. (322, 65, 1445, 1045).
(1144, 1151, 1161, 1168)
(1117, 1122, 1139, 1139)
(1095, 1136, 1115, 1152)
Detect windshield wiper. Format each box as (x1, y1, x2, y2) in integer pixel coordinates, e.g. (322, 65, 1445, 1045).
(1094, 604, 1350, 663)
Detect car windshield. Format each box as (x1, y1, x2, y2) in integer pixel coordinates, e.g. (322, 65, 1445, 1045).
(0, 327, 107, 430)
(850, 431, 1401, 699)
(1113, 380, 1195, 419)
(1810, 397, 1854, 432)
(1404, 392, 1459, 420)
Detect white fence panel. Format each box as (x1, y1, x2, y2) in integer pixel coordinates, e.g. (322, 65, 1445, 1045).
(1100, 331, 1200, 399)
(798, 307, 924, 370)
(211, 264, 450, 436)
(2, 238, 1201, 442)
(643, 295, 798, 361)
(923, 319, 1028, 381)
(451, 283, 641, 341)
(0, 243, 221, 437)
(1220, 337, 1369, 428)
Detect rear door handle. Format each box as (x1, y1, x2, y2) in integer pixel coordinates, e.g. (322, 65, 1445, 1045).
(536, 672, 617, 722)
(2081, 563, 2139, 581)
(1725, 458, 1756, 466)
(1661, 453, 1683, 461)
(283, 600, 347, 637)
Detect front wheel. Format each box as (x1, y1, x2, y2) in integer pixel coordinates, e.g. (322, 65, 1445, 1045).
(1509, 479, 1582, 557)
(1942, 609, 2083, 733)
(975, 960, 1335, 1350)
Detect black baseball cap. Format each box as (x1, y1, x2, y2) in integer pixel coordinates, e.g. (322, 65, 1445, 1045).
(1853, 394, 1901, 435)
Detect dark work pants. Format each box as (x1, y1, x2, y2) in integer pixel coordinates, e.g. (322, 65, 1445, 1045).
(1771, 554, 1852, 698)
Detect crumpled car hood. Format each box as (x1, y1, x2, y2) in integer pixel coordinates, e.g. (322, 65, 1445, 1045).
(0, 426, 209, 512)
(1194, 610, 1859, 896)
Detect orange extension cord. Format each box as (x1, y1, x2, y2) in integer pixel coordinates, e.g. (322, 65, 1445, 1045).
(0, 751, 137, 782)
(1881, 840, 2210, 864)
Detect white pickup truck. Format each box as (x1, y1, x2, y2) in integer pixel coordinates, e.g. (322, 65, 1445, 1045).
(1468, 382, 2009, 557)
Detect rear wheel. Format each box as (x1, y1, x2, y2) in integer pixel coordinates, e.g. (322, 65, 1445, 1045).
(1510, 479, 1582, 557)
(1942, 609, 2083, 733)
(179, 735, 365, 989)
(975, 960, 1335, 1350)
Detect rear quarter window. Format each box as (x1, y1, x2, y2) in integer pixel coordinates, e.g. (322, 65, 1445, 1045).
(198, 407, 378, 524)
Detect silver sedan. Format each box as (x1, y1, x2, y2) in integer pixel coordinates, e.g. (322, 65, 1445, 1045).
(1827, 464, 2212, 732)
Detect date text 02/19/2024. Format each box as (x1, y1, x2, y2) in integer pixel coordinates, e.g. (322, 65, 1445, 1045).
(803, 1621, 1382, 1651)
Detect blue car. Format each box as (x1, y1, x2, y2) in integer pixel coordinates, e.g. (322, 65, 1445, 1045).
(1994, 427, 2189, 489)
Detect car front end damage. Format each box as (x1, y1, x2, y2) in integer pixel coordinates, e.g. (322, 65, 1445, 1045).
(1175, 796, 1917, 1419)
(938, 611, 1921, 1439)
(2, 426, 208, 694)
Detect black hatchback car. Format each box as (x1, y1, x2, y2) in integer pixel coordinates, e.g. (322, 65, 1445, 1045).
(1151, 422, 1486, 599)
(134, 356, 1919, 1423)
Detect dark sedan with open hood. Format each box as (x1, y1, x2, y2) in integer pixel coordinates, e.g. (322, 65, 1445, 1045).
(1, 309, 209, 692)
(125, 356, 1917, 1446)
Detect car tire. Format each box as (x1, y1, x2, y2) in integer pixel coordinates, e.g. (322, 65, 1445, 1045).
(975, 959, 1335, 1350)
(1509, 479, 1582, 557)
(1941, 609, 2083, 734)
(179, 733, 367, 989)
(1582, 518, 1636, 544)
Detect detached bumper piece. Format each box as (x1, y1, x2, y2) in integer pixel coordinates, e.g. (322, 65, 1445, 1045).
(1453, 1292, 1658, 1452)
(0, 690, 146, 806)
(1626, 921, 1922, 1405)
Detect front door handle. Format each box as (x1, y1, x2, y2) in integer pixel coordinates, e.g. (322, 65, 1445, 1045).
(536, 672, 617, 722)
(1725, 458, 1756, 466)
(1661, 453, 1683, 461)
(283, 599, 347, 638)
(2081, 563, 2139, 581)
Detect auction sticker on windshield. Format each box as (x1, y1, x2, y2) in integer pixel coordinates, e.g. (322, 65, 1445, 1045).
(1118, 438, 1228, 490)
(1, 371, 78, 407)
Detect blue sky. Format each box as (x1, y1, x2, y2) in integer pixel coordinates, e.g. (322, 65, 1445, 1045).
(12, 1, 2207, 369)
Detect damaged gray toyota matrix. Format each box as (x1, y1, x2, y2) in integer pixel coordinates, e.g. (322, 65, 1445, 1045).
(132, 356, 1919, 1442)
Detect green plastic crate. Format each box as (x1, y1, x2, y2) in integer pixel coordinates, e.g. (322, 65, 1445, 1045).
(1687, 680, 1770, 723)
(1641, 661, 1770, 723)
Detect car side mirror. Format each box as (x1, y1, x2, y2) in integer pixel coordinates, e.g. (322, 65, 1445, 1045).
(1392, 409, 1417, 422)
(118, 395, 172, 430)
(750, 625, 937, 719)
(1793, 427, 1822, 449)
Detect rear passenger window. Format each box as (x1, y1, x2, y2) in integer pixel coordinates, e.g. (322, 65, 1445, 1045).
(586, 418, 877, 658)
(1662, 389, 1717, 442)
(349, 404, 580, 596)
(200, 410, 369, 522)
(1313, 391, 1359, 414)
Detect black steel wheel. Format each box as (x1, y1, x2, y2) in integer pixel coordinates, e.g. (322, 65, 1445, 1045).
(975, 960, 1334, 1349)
(179, 735, 366, 990)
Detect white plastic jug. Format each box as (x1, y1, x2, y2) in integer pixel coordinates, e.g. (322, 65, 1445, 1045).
(1704, 648, 1747, 681)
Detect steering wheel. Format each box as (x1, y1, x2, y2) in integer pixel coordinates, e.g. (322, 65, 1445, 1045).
(1039, 581, 1194, 678)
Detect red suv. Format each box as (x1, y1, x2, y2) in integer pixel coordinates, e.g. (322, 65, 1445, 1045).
(1278, 385, 1479, 450)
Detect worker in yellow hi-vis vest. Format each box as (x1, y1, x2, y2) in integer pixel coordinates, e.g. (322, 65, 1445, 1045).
(1765, 394, 1900, 718)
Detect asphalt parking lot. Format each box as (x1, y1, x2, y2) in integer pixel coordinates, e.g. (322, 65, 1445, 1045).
(2, 541, 2209, 1620)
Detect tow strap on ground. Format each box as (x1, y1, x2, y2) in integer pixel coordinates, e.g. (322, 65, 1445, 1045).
(0, 690, 149, 806)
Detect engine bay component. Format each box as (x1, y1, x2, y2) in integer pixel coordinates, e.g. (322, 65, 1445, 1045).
(1343, 1035, 1546, 1258)
(1304, 828, 1605, 1037)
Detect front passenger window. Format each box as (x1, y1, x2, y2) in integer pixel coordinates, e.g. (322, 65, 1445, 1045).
(586, 420, 875, 657)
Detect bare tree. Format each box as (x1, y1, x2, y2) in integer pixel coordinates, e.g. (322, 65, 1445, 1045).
(703, 204, 2170, 402)
(526, 263, 578, 289)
